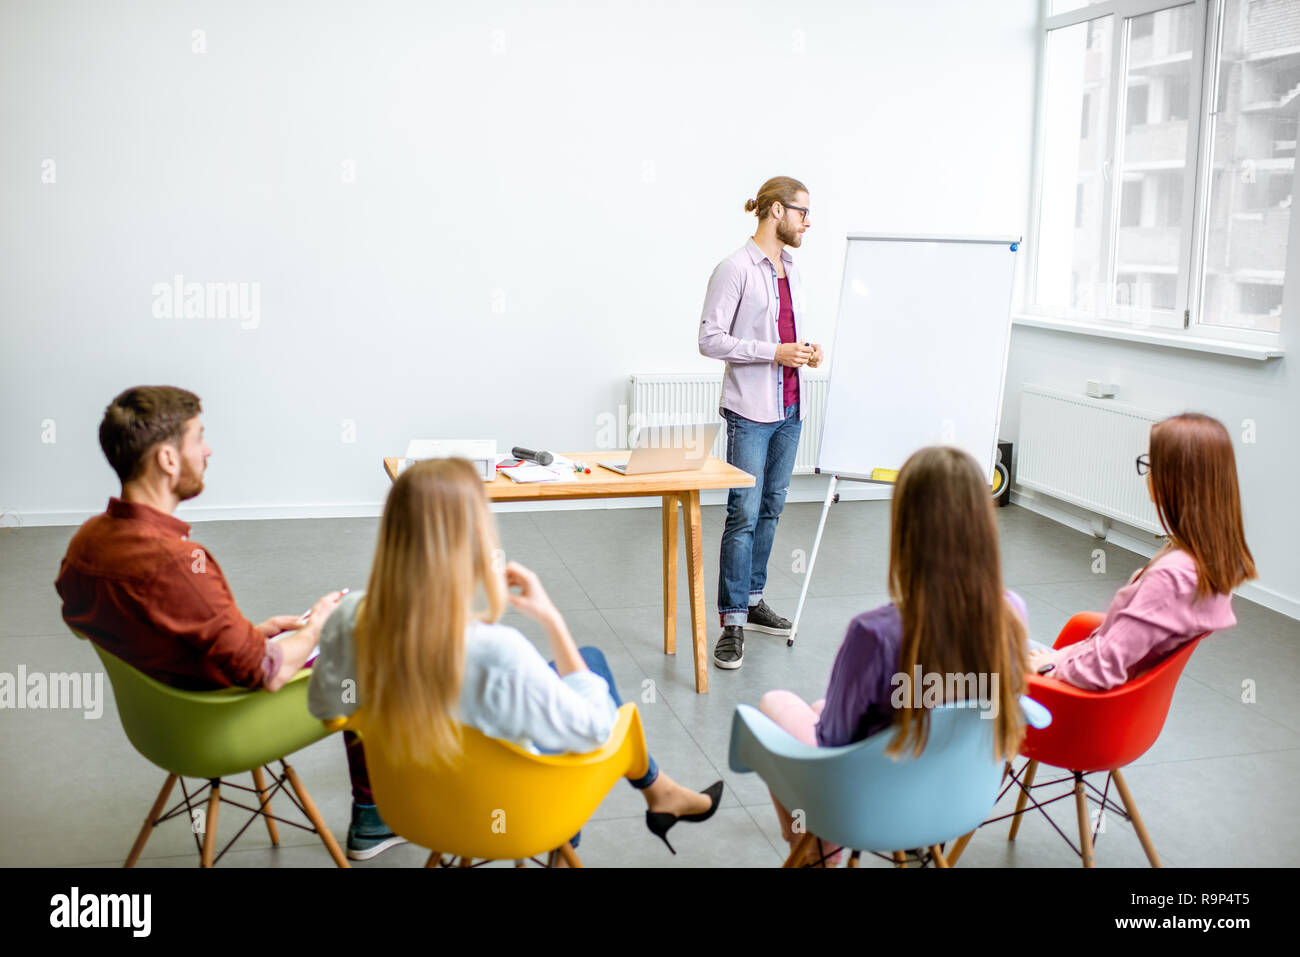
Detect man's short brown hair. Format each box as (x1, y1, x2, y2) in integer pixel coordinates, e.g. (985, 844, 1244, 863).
(98, 386, 202, 483)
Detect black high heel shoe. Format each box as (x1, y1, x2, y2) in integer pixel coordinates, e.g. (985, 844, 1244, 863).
(645, 781, 724, 854)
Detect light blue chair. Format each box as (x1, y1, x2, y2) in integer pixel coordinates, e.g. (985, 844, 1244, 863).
(728, 696, 1051, 867)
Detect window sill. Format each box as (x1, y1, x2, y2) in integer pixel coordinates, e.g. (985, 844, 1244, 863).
(1011, 314, 1284, 361)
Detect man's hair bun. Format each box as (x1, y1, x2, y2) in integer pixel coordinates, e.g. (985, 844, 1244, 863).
(746, 178, 807, 220)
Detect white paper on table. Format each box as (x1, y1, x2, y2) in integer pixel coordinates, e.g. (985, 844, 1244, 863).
(502, 464, 564, 483)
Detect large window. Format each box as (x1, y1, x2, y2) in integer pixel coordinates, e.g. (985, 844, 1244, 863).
(1028, 0, 1299, 341)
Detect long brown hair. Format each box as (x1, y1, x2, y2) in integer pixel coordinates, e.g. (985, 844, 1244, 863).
(354, 458, 507, 765)
(744, 176, 807, 219)
(886, 447, 1025, 761)
(1148, 413, 1256, 598)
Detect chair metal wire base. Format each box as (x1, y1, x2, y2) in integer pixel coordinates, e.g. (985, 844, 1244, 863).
(867, 847, 946, 868)
(984, 758, 1152, 866)
(424, 843, 583, 869)
(784, 835, 949, 869)
(128, 759, 348, 867)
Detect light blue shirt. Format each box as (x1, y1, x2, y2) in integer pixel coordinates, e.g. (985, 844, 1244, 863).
(307, 591, 616, 754)
(698, 237, 808, 424)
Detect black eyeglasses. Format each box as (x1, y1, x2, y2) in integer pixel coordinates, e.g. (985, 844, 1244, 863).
(1136, 452, 1150, 476)
(779, 203, 810, 223)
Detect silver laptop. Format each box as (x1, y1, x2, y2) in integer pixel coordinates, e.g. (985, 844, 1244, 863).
(598, 423, 721, 475)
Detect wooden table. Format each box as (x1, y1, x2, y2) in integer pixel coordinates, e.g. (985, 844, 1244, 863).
(383, 454, 755, 693)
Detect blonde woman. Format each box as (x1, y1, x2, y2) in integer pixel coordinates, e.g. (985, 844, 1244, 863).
(308, 458, 722, 858)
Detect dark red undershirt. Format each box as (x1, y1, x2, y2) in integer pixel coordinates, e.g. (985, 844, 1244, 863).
(777, 275, 800, 409)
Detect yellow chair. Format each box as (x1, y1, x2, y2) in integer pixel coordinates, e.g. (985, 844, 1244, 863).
(325, 703, 649, 867)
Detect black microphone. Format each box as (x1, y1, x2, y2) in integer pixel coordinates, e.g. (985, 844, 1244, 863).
(511, 446, 554, 466)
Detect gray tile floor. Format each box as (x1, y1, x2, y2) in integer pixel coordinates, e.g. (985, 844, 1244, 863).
(2, 500, 1297, 868)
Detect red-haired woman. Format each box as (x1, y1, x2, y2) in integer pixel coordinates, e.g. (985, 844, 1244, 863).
(1029, 413, 1256, 689)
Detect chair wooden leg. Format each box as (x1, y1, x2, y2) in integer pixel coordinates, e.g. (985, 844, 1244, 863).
(1074, 772, 1095, 868)
(459, 856, 474, 867)
(124, 773, 177, 868)
(424, 851, 441, 868)
(282, 762, 350, 868)
(1008, 759, 1039, 840)
(200, 780, 221, 867)
(251, 766, 280, 846)
(847, 851, 861, 868)
(946, 830, 975, 866)
(892, 850, 908, 868)
(558, 842, 583, 868)
(1112, 769, 1161, 868)
(930, 845, 950, 868)
(951, 759, 1008, 863)
(783, 832, 815, 868)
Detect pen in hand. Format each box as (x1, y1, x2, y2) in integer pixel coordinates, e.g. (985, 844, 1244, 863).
(297, 587, 351, 625)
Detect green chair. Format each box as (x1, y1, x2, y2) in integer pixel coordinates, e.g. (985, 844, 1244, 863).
(85, 636, 348, 867)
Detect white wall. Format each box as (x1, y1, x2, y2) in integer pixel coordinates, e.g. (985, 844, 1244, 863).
(0, 0, 1039, 521)
(1000, 325, 1299, 619)
(992, 1, 1300, 620)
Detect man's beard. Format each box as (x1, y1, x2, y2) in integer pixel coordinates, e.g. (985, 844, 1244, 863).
(177, 462, 205, 501)
(776, 218, 802, 246)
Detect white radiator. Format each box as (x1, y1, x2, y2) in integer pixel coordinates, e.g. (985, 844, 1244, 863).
(1017, 385, 1164, 533)
(628, 373, 828, 474)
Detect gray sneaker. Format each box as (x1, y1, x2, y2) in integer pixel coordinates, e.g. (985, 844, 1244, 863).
(746, 600, 793, 637)
(347, 803, 408, 861)
(713, 626, 745, 670)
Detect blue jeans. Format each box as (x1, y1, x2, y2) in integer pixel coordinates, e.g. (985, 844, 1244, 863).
(718, 403, 802, 626)
(546, 645, 659, 850)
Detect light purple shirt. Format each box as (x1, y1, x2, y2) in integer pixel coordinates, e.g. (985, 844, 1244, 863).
(1054, 548, 1237, 691)
(698, 238, 808, 424)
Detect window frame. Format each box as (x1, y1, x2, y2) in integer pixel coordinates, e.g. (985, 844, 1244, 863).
(1022, 0, 1291, 351)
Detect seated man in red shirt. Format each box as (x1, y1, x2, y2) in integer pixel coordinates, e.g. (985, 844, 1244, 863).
(55, 385, 401, 861)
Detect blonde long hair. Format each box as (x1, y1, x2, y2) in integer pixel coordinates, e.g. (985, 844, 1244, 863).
(354, 458, 506, 765)
(885, 447, 1026, 761)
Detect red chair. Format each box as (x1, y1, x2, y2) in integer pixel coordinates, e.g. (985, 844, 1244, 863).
(996, 612, 1204, 868)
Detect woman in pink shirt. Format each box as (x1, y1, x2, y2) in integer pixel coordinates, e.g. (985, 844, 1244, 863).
(1028, 413, 1256, 690)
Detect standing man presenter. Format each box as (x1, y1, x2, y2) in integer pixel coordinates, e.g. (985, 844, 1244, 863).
(698, 176, 824, 670)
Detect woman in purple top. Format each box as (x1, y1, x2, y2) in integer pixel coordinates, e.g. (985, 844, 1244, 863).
(1029, 413, 1256, 689)
(759, 446, 1029, 865)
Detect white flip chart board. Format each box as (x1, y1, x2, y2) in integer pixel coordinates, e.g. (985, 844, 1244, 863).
(816, 234, 1020, 484)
